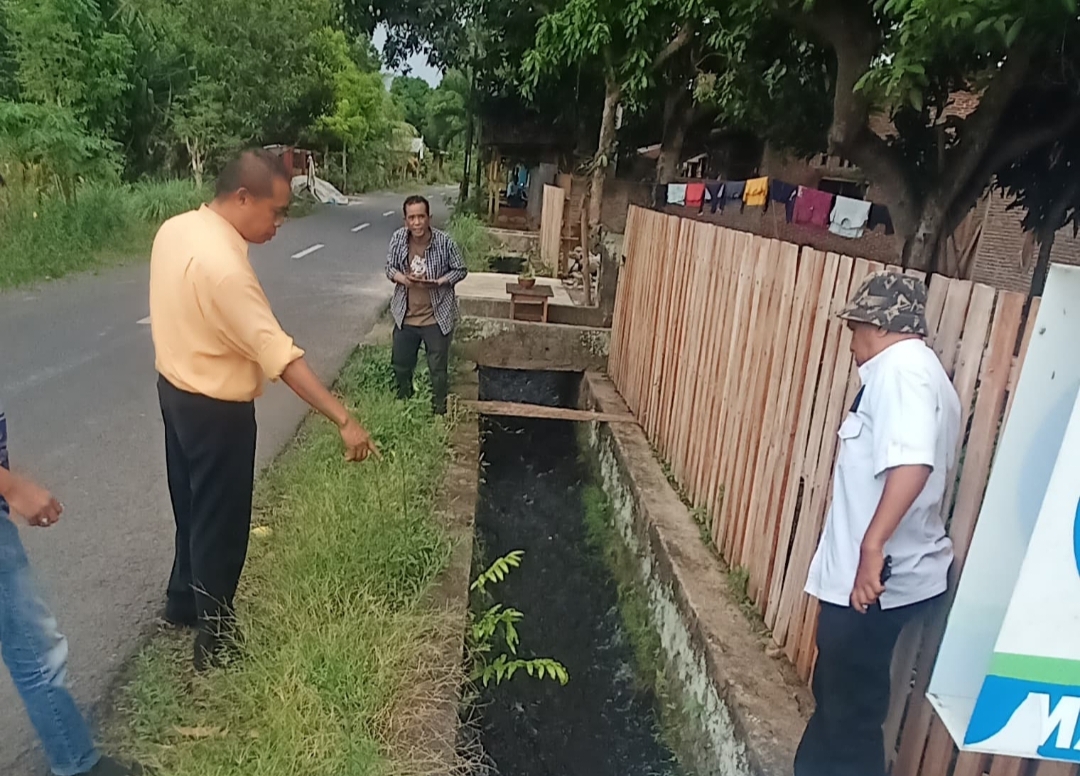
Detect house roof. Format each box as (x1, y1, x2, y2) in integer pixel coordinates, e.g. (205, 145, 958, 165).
(870, 90, 981, 139)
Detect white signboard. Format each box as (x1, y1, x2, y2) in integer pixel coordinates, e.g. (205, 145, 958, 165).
(929, 264, 1080, 762)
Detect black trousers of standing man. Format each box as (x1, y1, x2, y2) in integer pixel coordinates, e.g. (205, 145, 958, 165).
(157, 376, 257, 666)
(794, 598, 936, 776)
(392, 324, 451, 414)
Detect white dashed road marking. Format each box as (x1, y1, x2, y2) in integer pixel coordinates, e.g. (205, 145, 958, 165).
(291, 244, 325, 260)
(137, 316, 151, 325)
(351, 222, 371, 233)
(382, 211, 395, 217)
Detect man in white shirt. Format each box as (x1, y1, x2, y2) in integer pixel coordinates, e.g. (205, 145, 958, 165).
(795, 271, 961, 776)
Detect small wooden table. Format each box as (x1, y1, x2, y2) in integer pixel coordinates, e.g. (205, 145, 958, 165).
(507, 283, 554, 323)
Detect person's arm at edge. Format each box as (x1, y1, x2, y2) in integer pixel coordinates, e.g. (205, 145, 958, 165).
(280, 357, 380, 462)
(207, 271, 379, 463)
(386, 230, 413, 287)
(0, 467, 62, 526)
(851, 465, 932, 612)
(435, 233, 468, 287)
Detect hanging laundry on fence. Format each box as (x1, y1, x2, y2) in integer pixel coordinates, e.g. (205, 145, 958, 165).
(705, 182, 725, 213)
(793, 186, 834, 228)
(743, 177, 769, 207)
(769, 179, 799, 222)
(723, 181, 746, 212)
(667, 183, 687, 206)
(829, 196, 873, 239)
(686, 182, 706, 209)
(868, 204, 895, 235)
(652, 184, 668, 208)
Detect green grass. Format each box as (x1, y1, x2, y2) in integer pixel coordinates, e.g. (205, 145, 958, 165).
(0, 179, 209, 288)
(109, 346, 461, 776)
(445, 213, 494, 273)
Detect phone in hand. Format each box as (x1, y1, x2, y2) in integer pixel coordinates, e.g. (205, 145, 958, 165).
(880, 555, 893, 586)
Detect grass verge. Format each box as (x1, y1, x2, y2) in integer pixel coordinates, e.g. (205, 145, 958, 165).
(0, 180, 209, 288)
(108, 346, 464, 776)
(445, 213, 494, 273)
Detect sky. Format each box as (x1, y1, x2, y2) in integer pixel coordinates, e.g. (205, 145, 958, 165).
(372, 25, 442, 87)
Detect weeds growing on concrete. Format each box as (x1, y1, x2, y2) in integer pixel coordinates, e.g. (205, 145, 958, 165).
(109, 346, 470, 776)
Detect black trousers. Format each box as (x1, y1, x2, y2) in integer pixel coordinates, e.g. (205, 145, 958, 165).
(794, 598, 936, 776)
(157, 376, 257, 637)
(392, 324, 451, 414)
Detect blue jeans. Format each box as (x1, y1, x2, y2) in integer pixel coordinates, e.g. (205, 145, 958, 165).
(0, 513, 100, 776)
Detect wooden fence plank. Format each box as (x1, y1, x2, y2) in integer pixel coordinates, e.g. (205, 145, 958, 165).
(669, 223, 719, 486)
(540, 184, 565, 273)
(727, 239, 784, 562)
(746, 243, 807, 605)
(988, 756, 1027, 776)
(952, 752, 990, 776)
(690, 228, 739, 505)
(765, 251, 838, 630)
(654, 220, 697, 456)
(774, 253, 854, 654)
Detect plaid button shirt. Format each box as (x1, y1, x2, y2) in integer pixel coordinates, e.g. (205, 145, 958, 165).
(385, 227, 468, 335)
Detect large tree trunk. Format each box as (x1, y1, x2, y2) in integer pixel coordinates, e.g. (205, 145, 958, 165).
(1030, 178, 1080, 296)
(459, 72, 475, 203)
(657, 90, 693, 184)
(342, 143, 348, 194)
(589, 76, 622, 242)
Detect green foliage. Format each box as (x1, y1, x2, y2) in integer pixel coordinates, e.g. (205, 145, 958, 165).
(0, 178, 206, 287)
(445, 212, 494, 272)
(5, 0, 134, 136)
(468, 551, 569, 688)
(470, 549, 524, 593)
(390, 75, 432, 132)
(0, 100, 120, 194)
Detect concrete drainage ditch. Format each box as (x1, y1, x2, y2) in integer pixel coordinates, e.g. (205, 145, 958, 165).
(452, 324, 808, 776)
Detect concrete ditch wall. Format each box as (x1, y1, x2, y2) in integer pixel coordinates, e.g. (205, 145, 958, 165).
(582, 373, 810, 776)
(455, 315, 609, 372)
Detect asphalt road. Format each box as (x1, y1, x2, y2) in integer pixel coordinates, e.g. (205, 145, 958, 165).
(0, 185, 456, 774)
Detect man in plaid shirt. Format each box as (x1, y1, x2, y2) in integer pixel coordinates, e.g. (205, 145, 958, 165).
(386, 195, 468, 414)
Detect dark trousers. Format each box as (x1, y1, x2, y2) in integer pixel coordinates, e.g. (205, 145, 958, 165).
(157, 376, 257, 639)
(794, 598, 935, 776)
(392, 324, 451, 414)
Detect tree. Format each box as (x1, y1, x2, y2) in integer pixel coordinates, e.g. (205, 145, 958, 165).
(4, 0, 134, 137)
(756, 0, 1080, 274)
(996, 116, 1080, 295)
(310, 28, 399, 191)
(522, 0, 699, 239)
(425, 70, 469, 160)
(0, 101, 119, 195)
(390, 75, 433, 137)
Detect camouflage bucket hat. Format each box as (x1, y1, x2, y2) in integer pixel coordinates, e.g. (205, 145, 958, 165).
(837, 270, 929, 336)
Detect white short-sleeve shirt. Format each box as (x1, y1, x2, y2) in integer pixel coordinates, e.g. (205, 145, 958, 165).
(805, 338, 961, 609)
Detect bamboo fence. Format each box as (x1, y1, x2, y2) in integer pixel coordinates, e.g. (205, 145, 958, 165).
(609, 205, 1064, 776)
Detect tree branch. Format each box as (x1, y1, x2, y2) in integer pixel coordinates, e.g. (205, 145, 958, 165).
(936, 46, 1035, 210)
(792, 0, 921, 236)
(651, 22, 694, 73)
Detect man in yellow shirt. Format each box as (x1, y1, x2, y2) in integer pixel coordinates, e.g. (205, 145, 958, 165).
(149, 149, 378, 670)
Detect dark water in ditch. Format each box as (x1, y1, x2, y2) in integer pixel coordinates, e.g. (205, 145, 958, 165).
(471, 369, 679, 776)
